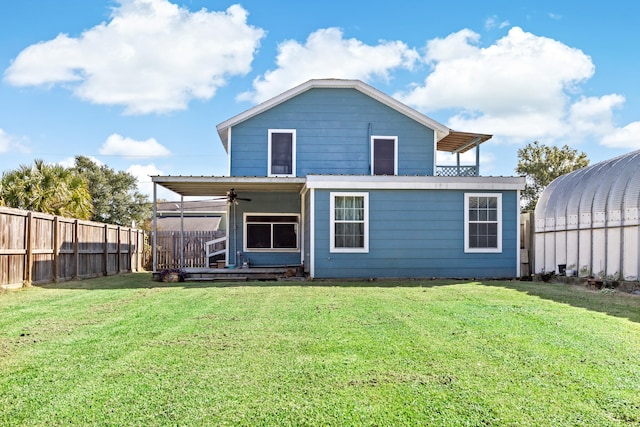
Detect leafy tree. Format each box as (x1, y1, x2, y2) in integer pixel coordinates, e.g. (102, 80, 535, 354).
(72, 156, 151, 227)
(516, 141, 589, 211)
(0, 159, 92, 218)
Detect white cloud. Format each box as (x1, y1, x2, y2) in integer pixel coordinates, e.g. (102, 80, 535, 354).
(127, 163, 167, 198)
(567, 94, 625, 137)
(3, 1, 265, 114)
(239, 27, 420, 103)
(127, 163, 186, 200)
(99, 133, 171, 157)
(0, 129, 13, 153)
(485, 16, 510, 30)
(396, 27, 595, 141)
(0, 128, 30, 154)
(601, 122, 640, 149)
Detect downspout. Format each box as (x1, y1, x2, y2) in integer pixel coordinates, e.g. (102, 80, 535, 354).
(367, 123, 372, 174)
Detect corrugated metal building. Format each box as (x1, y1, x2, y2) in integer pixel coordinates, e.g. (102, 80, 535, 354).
(534, 149, 640, 280)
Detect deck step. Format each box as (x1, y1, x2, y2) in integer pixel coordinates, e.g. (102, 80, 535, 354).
(153, 265, 304, 283)
(186, 276, 248, 282)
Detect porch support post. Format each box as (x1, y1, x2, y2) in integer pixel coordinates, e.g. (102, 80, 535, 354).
(152, 182, 158, 272)
(180, 196, 184, 269)
(456, 152, 461, 176)
(475, 140, 481, 176)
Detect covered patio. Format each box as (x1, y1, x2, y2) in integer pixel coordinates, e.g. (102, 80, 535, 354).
(151, 176, 306, 275)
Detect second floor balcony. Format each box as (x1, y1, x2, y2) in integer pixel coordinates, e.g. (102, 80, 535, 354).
(435, 130, 491, 177)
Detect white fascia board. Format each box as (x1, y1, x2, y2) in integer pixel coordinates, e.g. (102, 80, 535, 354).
(305, 175, 525, 191)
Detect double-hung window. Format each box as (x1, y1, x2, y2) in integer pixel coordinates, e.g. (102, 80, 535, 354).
(245, 214, 299, 251)
(268, 129, 296, 176)
(330, 192, 369, 253)
(371, 136, 397, 175)
(464, 193, 502, 253)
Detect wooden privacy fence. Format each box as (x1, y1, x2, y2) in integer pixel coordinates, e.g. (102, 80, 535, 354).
(0, 206, 145, 289)
(155, 230, 225, 269)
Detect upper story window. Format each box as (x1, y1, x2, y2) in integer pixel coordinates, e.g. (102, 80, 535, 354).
(464, 193, 502, 253)
(268, 129, 296, 176)
(371, 136, 397, 175)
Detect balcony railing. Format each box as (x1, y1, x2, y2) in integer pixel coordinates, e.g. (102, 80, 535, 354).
(436, 165, 478, 177)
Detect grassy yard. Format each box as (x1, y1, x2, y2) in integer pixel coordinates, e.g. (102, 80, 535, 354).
(1, 274, 640, 426)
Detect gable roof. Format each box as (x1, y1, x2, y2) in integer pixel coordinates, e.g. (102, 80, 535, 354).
(216, 79, 491, 154)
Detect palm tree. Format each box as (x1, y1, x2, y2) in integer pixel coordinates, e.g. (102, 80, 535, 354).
(0, 160, 93, 219)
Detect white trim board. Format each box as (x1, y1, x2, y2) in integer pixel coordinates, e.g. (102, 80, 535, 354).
(305, 175, 525, 191)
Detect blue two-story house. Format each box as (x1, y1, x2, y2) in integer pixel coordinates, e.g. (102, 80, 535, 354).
(152, 79, 525, 279)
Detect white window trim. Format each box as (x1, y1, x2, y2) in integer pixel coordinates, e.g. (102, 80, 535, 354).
(330, 192, 369, 253)
(243, 212, 300, 253)
(370, 135, 398, 176)
(464, 193, 502, 253)
(268, 129, 296, 177)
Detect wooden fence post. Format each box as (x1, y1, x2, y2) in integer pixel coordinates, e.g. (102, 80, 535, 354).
(24, 212, 33, 286)
(53, 216, 59, 282)
(128, 228, 133, 272)
(117, 226, 121, 273)
(103, 224, 109, 276)
(74, 219, 79, 279)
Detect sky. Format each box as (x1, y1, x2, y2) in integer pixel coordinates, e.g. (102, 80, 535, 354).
(1, 0, 640, 200)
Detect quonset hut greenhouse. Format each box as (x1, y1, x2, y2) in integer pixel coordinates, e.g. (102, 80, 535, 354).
(534, 149, 640, 280)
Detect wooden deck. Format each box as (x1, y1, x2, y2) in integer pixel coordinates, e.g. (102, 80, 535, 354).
(153, 265, 305, 282)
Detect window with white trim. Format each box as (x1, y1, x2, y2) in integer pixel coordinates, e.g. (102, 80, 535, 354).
(268, 129, 296, 176)
(464, 193, 502, 253)
(330, 192, 369, 253)
(244, 214, 299, 251)
(371, 136, 397, 175)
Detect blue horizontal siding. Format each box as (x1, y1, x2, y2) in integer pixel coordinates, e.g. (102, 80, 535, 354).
(230, 88, 435, 177)
(312, 189, 518, 278)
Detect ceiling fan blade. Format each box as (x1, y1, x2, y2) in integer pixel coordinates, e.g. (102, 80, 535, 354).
(226, 188, 251, 202)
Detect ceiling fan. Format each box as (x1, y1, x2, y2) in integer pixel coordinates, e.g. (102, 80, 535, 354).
(226, 188, 251, 205)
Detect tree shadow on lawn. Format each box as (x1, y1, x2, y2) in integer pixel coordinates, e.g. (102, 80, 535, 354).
(484, 280, 640, 324)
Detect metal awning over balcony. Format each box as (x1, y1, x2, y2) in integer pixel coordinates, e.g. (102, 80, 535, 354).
(437, 131, 492, 153)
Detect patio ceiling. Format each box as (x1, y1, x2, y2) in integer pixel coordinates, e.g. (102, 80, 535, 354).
(152, 176, 307, 197)
(437, 131, 492, 154)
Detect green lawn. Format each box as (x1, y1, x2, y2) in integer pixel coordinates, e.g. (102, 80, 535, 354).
(1, 274, 640, 426)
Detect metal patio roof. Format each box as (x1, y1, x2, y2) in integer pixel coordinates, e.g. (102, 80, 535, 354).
(152, 176, 307, 197)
